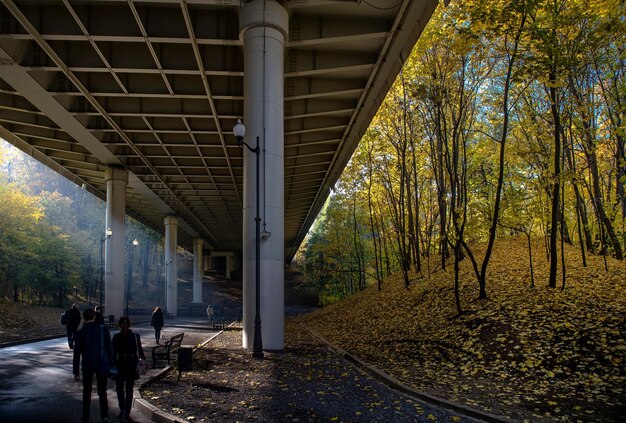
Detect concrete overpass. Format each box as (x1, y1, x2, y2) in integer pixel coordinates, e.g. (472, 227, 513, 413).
(0, 0, 439, 351)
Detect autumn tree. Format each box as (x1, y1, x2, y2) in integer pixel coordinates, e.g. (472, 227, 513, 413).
(300, 0, 625, 307)
(0, 140, 167, 307)
(0, 182, 43, 300)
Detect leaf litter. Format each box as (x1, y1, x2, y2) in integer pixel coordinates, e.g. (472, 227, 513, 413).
(298, 237, 626, 422)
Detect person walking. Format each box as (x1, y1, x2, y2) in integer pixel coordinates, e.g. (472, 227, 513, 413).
(94, 305, 105, 326)
(150, 306, 165, 344)
(73, 307, 112, 423)
(67, 303, 82, 349)
(112, 316, 146, 422)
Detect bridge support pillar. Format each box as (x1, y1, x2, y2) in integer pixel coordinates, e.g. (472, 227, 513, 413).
(164, 216, 178, 317)
(192, 238, 203, 304)
(104, 166, 127, 319)
(239, 0, 288, 351)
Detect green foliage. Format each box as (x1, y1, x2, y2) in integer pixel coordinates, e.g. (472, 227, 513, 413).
(0, 180, 42, 299)
(0, 140, 165, 307)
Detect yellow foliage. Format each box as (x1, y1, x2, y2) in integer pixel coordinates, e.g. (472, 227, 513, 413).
(297, 237, 626, 422)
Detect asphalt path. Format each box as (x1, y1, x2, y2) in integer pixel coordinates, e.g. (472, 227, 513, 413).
(0, 318, 218, 423)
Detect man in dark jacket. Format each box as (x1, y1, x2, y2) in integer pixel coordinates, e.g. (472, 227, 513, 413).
(73, 307, 112, 423)
(67, 303, 81, 349)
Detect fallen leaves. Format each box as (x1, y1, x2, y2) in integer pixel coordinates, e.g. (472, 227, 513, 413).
(0, 299, 65, 344)
(298, 237, 626, 422)
(142, 325, 469, 422)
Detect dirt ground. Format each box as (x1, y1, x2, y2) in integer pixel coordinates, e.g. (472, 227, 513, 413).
(139, 322, 480, 423)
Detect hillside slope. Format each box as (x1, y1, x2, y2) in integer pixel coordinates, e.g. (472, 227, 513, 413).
(0, 299, 65, 344)
(297, 237, 626, 422)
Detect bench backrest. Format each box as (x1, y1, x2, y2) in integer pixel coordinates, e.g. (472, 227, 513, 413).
(171, 333, 184, 347)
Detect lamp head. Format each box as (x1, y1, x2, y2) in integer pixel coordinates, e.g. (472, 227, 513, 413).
(233, 119, 246, 146)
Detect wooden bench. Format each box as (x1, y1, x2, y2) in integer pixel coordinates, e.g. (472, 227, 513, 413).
(152, 333, 184, 368)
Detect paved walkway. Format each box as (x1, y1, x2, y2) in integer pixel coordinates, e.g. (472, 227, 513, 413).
(0, 317, 500, 423)
(0, 317, 218, 423)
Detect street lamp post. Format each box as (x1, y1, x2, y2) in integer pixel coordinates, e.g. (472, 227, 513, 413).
(164, 258, 173, 314)
(125, 238, 139, 317)
(99, 228, 112, 307)
(233, 119, 263, 359)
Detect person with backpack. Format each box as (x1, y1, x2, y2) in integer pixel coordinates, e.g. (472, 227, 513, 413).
(61, 309, 69, 326)
(94, 305, 105, 326)
(66, 303, 82, 349)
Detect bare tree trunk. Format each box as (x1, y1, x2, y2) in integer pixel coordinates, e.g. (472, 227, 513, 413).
(351, 195, 365, 291)
(382, 132, 410, 288)
(433, 102, 449, 271)
(424, 186, 435, 277)
(574, 194, 587, 267)
(479, 10, 526, 300)
(617, 134, 625, 252)
(366, 147, 383, 290)
(570, 76, 623, 259)
(401, 71, 419, 276)
(561, 147, 566, 290)
(412, 155, 422, 274)
(399, 73, 411, 288)
(617, 133, 625, 231)
(574, 186, 593, 251)
(564, 116, 590, 265)
(380, 218, 392, 277)
(453, 239, 463, 317)
(548, 76, 561, 289)
(526, 229, 535, 288)
(587, 150, 624, 259)
(593, 55, 625, 251)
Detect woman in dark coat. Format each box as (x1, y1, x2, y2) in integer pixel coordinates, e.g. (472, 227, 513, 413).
(150, 306, 165, 344)
(112, 316, 145, 421)
(67, 303, 82, 349)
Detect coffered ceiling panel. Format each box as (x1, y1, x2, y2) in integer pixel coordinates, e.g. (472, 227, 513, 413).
(0, 0, 438, 260)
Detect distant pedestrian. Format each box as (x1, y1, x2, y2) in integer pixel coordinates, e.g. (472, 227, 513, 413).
(151, 306, 165, 344)
(112, 316, 146, 421)
(73, 307, 112, 423)
(206, 304, 213, 322)
(216, 301, 224, 321)
(67, 303, 81, 349)
(94, 305, 105, 326)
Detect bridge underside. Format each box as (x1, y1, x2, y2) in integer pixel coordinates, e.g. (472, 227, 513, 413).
(0, 0, 438, 260)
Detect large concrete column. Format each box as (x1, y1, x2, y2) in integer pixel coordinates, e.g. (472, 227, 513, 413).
(104, 166, 128, 319)
(192, 238, 203, 303)
(203, 254, 210, 273)
(164, 216, 178, 316)
(239, 0, 287, 351)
